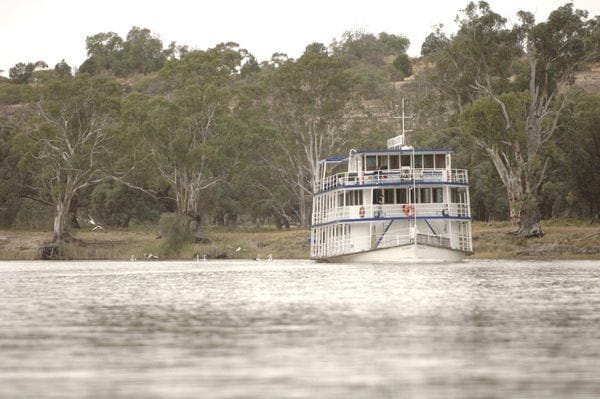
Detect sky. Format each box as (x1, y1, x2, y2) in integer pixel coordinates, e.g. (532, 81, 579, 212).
(1, 0, 599, 76)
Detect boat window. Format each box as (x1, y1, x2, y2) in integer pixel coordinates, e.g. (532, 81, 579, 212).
(414, 154, 423, 169)
(433, 187, 443, 203)
(384, 189, 395, 204)
(345, 190, 363, 206)
(396, 188, 408, 204)
(373, 189, 384, 205)
(435, 154, 446, 169)
(338, 193, 344, 207)
(450, 188, 465, 203)
(401, 155, 411, 167)
(424, 154, 434, 168)
(419, 188, 432, 203)
(389, 155, 399, 170)
(378, 155, 388, 170)
(365, 156, 377, 171)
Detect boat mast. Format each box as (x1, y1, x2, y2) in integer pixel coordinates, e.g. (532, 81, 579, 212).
(390, 99, 417, 246)
(387, 98, 413, 149)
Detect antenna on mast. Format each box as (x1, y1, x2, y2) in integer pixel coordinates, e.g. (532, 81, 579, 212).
(387, 98, 413, 149)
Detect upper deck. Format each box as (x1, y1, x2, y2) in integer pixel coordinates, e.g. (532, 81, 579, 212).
(314, 148, 468, 194)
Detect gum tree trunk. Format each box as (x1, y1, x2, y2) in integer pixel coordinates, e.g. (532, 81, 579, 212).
(53, 199, 71, 243)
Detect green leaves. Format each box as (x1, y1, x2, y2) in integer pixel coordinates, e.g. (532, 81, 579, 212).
(460, 91, 528, 147)
(80, 27, 173, 77)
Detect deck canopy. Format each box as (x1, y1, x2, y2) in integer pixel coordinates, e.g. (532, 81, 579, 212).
(318, 156, 348, 165)
(353, 147, 454, 155)
(318, 147, 455, 164)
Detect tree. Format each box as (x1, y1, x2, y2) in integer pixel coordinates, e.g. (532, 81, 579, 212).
(122, 45, 243, 220)
(122, 27, 167, 74)
(265, 51, 360, 227)
(79, 27, 170, 76)
(9, 61, 48, 83)
(427, 2, 597, 236)
(559, 93, 600, 220)
(54, 60, 72, 78)
(332, 30, 409, 65)
(15, 75, 121, 243)
(392, 54, 412, 80)
(79, 32, 124, 75)
(0, 115, 23, 227)
(421, 26, 450, 56)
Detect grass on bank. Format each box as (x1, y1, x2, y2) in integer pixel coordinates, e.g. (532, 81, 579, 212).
(471, 219, 600, 259)
(0, 219, 599, 260)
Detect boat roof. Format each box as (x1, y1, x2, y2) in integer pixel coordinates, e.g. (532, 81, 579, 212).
(319, 147, 454, 164)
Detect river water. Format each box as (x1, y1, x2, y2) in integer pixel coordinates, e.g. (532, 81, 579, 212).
(1, 260, 599, 398)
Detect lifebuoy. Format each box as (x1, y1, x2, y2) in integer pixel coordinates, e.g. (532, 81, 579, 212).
(359, 206, 365, 218)
(403, 204, 415, 217)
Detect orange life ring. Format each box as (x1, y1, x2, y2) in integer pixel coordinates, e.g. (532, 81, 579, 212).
(359, 206, 365, 218)
(403, 204, 415, 217)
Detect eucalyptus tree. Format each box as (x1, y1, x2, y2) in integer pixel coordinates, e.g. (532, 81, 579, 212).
(265, 46, 360, 227)
(122, 27, 167, 74)
(80, 27, 172, 76)
(559, 93, 600, 219)
(15, 75, 121, 243)
(79, 32, 124, 75)
(122, 44, 244, 221)
(426, 2, 598, 236)
(0, 115, 23, 227)
(9, 61, 48, 83)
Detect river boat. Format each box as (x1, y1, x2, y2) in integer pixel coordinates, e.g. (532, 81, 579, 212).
(310, 111, 473, 263)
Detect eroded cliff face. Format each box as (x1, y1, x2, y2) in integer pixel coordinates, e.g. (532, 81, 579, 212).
(574, 62, 600, 94)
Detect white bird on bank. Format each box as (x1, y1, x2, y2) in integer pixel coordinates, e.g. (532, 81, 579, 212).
(88, 215, 104, 231)
(143, 253, 159, 260)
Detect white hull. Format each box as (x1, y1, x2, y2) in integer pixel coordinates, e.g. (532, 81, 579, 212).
(316, 243, 466, 263)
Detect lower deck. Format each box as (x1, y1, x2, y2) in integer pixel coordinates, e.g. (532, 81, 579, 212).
(311, 218, 472, 259)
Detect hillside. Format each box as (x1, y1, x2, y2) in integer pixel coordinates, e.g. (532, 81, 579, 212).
(574, 62, 600, 93)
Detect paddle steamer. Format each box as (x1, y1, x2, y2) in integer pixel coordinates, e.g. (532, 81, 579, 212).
(310, 114, 472, 263)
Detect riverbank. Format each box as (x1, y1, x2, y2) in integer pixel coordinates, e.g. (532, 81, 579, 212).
(0, 220, 599, 260)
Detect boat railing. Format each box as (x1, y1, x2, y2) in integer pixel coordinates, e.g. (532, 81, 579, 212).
(312, 203, 470, 225)
(458, 233, 473, 252)
(415, 233, 451, 249)
(311, 231, 460, 258)
(314, 168, 469, 192)
(311, 232, 414, 258)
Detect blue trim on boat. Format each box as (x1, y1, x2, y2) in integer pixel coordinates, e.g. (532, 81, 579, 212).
(354, 148, 454, 154)
(319, 156, 348, 164)
(311, 215, 472, 229)
(317, 147, 455, 163)
(314, 181, 469, 196)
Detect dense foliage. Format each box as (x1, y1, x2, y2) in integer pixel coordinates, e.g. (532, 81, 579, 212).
(0, 2, 599, 242)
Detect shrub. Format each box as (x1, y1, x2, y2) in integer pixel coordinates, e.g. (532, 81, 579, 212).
(157, 213, 195, 256)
